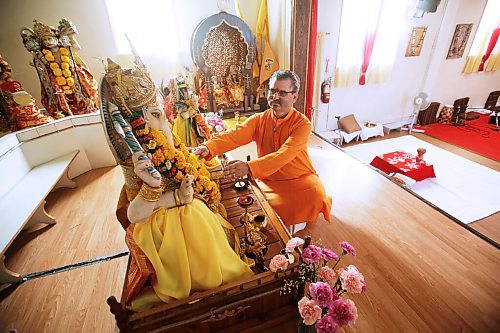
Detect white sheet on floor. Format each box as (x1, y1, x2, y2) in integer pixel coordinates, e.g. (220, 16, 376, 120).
(341, 135, 500, 224)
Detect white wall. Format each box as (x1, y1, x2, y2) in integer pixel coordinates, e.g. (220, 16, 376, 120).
(314, 0, 500, 133)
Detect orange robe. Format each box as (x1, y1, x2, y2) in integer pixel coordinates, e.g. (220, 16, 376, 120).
(205, 108, 332, 226)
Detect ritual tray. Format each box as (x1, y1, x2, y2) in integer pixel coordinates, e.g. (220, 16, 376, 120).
(108, 179, 301, 332)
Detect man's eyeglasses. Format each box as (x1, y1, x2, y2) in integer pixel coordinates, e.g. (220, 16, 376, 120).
(267, 89, 296, 97)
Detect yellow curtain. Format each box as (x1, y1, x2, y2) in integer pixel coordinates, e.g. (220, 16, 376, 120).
(312, 32, 325, 129)
(486, 53, 500, 71)
(462, 33, 489, 73)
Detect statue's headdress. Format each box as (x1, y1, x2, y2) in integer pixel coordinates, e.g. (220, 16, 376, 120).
(103, 36, 158, 118)
(32, 20, 57, 40)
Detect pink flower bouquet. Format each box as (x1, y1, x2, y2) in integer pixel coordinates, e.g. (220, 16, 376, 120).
(203, 112, 226, 134)
(270, 236, 366, 333)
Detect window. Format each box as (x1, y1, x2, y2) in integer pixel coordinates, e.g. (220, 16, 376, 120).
(104, 0, 191, 79)
(463, 0, 500, 73)
(335, 0, 411, 87)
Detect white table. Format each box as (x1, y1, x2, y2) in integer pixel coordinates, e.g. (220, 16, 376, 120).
(383, 122, 404, 135)
(339, 130, 361, 144)
(360, 123, 384, 141)
(317, 130, 343, 147)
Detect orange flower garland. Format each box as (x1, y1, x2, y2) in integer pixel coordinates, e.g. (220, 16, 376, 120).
(43, 47, 74, 94)
(130, 113, 221, 211)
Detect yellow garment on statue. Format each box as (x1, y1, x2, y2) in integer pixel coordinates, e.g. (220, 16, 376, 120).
(173, 115, 198, 147)
(173, 115, 221, 170)
(130, 199, 253, 311)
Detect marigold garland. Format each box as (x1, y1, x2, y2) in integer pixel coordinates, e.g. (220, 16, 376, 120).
(129, 112, 221, 211)
(43, 47, 74, 94)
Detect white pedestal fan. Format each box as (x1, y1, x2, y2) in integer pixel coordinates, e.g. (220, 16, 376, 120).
(403, 92, 430, 134)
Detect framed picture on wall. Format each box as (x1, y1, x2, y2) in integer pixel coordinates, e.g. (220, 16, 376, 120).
(446, 24, 473, 59)
(405, 26, 427, 57)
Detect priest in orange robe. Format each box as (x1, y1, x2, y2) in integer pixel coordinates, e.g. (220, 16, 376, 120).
(194, 70, 332, 231)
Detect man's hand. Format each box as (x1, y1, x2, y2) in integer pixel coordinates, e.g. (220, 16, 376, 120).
(223, 160, 250, 180)
(191, 145, 210, 159)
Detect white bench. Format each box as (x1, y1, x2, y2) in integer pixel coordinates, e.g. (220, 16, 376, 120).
(0, 149, 78, 283)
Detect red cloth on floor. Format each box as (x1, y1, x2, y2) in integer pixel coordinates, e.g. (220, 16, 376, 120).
(370, 151, 436, 181)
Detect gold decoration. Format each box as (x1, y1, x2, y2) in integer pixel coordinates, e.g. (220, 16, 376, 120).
(174, 189, 181, 206)
(201, 22, 247, 82)
(33, 20, 56, 40)
(139, 183, 163, 202)
(104, 58, 158, 114)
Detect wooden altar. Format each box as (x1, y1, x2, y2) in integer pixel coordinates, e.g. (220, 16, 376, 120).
(107, 178, 301, 332)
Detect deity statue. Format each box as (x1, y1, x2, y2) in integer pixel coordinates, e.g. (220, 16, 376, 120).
(169, 72, 221, 170)
(171, 73, 211, 146)
(0, 54, 53, 131)
(20, 18, 99, 118)
(226, 64, 245, 104)
(101, 51, 252, 311)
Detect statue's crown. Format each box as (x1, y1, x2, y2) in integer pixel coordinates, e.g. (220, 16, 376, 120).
(104, 58, 158, 115)
(33, 20, 56, 39)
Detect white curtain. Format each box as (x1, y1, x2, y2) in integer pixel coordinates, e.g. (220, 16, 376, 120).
(335, 0, 411, 88)
(105, 0, 228, 82)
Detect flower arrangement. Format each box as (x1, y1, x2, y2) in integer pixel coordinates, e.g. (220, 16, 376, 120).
(270, 236, 366, 333)
(203, 111, 226, 134)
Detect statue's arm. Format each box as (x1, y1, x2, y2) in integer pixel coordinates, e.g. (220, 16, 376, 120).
(127, 152, 194, 223)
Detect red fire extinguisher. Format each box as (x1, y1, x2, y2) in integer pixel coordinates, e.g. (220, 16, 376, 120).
(321, 79, 331, 103)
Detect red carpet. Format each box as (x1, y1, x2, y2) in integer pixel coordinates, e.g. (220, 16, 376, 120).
(419, 114, 500, 162)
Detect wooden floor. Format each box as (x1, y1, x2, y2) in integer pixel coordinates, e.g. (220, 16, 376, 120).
(1, 133, 499, 332)
(337, 130, 500, 244)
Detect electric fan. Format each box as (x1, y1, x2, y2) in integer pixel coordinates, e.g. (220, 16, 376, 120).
(404, 92, 430, 134)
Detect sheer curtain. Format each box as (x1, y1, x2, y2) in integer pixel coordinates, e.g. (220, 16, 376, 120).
(104, 0, 217, 81)
(335, 0, 411, 88)
(462, 0, 500, 73)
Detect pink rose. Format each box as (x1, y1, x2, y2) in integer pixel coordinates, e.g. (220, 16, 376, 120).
(302, 245, 322, 263)
(269, 254, 289, 272)
(328, 298, 358, 326)
(286, 237, 304, 253)
(319, 266, 337, 286)
(309, 282, 334, 308)
(339, 265, 366, 294)
(339, 241, 356, 256)
(298, 296, 322, 325)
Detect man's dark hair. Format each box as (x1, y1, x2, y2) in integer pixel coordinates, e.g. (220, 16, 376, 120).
(269, 70, 300, 92)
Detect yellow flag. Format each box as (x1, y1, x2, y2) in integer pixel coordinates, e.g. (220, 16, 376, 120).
(255, 0, 279, 85)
